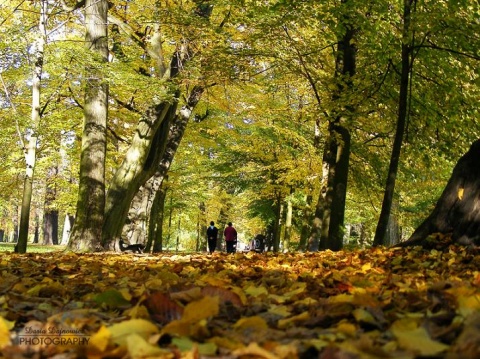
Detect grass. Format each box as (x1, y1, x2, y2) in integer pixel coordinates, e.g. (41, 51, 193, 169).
(0, 243, 65, 253)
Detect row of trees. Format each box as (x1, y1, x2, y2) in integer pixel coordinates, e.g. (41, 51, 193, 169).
(0, 0, 478, 253)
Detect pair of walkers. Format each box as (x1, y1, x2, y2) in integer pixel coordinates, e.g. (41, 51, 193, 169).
(207, 221, 237, 254)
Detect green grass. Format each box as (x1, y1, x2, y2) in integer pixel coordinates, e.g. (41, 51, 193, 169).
(0, 243, 65, 253)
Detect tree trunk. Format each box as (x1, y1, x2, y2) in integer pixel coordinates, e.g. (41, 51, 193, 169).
(326, 125, 351, 250)
(43, 210, 59, 245)
(398, 140, 480, 247)
(284, 192, 293, 251)
(198, 202, 207, 252)
(17, 0, 47, 254)
(43, 166, 59, 245)
(166, 197, 173, 250)
(33, 213, 40, 244)
(308, 0, 356, 252)
(120, 86, 205, 244)
(102, 102, 174, 248)
(61, 214, 74, 245)
(273, 192, 283, 252)
(373, 0, 415, 246)
(298, 194, 312, 251)
(150, 180, 168, 253)
(68, 0, 109, 252)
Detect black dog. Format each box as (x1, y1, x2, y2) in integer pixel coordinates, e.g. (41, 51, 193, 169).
(119, 239, 145, 254)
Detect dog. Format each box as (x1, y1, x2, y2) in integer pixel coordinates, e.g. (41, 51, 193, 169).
(119, 239, 145, 254)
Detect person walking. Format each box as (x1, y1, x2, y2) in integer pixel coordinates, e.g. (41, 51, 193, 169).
(206, 221, 218, 254)
(224, 222, 237, 253)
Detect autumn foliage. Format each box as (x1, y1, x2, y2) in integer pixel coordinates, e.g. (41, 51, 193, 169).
(2, 240, 480, 358)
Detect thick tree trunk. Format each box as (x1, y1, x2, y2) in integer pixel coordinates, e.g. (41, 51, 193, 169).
(308, 0, 355, 252)
(398, 140, 480, 247)
(373, 0, 415, 246)
(102, 102, 174, 248)
(326, 124, 351, 251)
(43, 211, 59, 245)
(120, 86, 205, 245)
(68, 0, 109, 252)
(150, 180, 168, 253)
(43, 166, 59, 245)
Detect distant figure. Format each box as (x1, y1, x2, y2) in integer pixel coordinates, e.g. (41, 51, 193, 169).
(206, 221, 218, 254)
(119, 239, 145, 254)
(224, 222, 237, 253)
(251, 234, 265, 253)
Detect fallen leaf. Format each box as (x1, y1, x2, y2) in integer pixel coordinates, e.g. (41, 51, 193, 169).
(391, 318, 449, 356)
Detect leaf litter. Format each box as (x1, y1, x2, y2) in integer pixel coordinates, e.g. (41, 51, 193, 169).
(1, 242, 480, 358)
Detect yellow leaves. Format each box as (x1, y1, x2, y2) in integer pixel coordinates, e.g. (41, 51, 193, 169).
(182, 296, 219, 323)
(2, 247, 480, 358)
(277, 311, 309, 329)
(233, 342, 280, 359)
(108, 319, 159, 346)
(89, 319, 163, 358)
(391, 318, 449, 356)
(234, 316, 268, 332)
(161, 296, 219, 337)
(456, 293, 480, 318)
(0, 317, 13, 348)
(458, 187, 464, 200)
(245, 285, 269, 297)
(125, 334, 170, 359)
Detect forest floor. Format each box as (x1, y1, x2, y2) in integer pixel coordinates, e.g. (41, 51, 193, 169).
(1, 235, 480, 359)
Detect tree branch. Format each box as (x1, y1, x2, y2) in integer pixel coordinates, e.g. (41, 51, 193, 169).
(413, 40, 480, 61)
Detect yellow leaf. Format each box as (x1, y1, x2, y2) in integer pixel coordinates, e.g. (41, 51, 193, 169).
(208, 336, 244, 351)
(245, 285, 269, 297)
(89, 325, 111, 353)
(361, 262, 371, 273)
(277, 311, 309, 329)
(182, 296, 219, 323)
(391, 318, 449, 356)
(458, 188, 464, 200)
(161, 319, 193, 337)
(124, 305, 150, 319)
(352, 308, 377, 325)
(268, 305, 291, 317)
(0, 317, 12, 349)
(234, 316, 268, 332)
(457, 294, 480, 318)
(336, 322, 357, 337)
(233, 342, 280, 359)
(327, 293, 353, 303)
(126, 333, 170, 359)
(108, 319, 159, 347)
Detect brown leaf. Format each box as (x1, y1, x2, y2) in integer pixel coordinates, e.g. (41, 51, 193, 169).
(144, 292, 183, 325)
(201, 285, 243, 307)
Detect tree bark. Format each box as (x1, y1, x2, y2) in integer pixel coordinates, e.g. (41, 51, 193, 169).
(398, 140, 480, 247)
(150, 180, 168, 253)
(309, 0, 356, 252)
(272, 192, 283, 252)
(326, 124, 351, 251)
(68, 0, 109, 252)
(43, 165, 59, 245)
(120, 86, 205, 245)
(102, 102, 174, 248)
(17, 0, 47, 253)
(373, 0, 415, 246)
